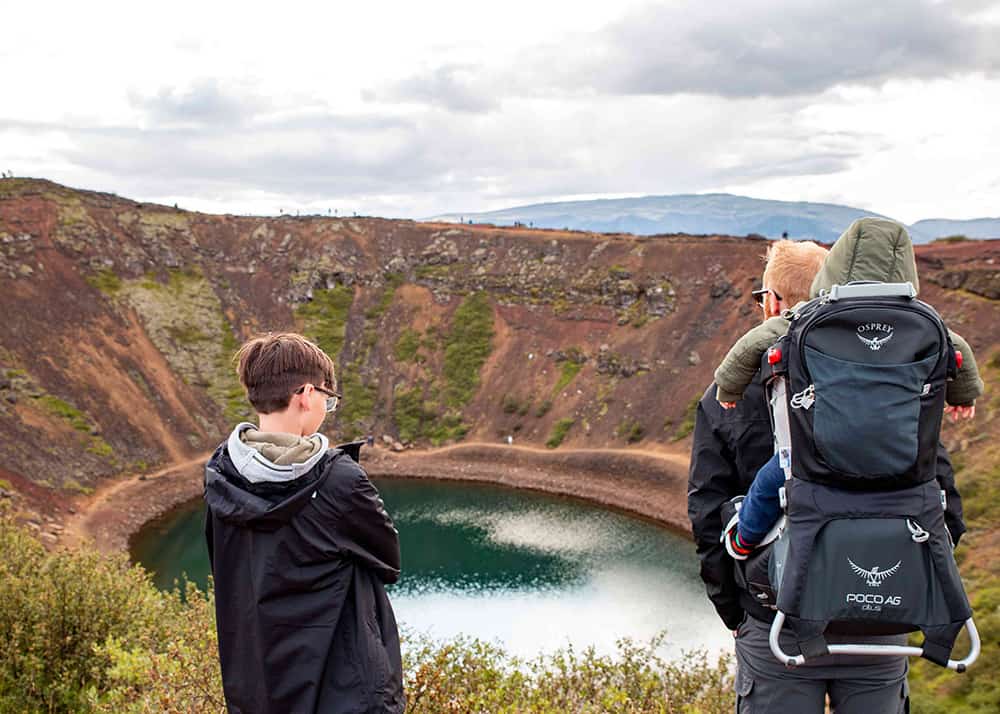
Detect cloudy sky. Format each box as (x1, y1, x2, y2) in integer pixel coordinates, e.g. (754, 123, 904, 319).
(2, 0, 999, 222)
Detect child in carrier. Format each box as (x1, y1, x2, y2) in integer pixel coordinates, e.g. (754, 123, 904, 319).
(717, 218, 983, 560)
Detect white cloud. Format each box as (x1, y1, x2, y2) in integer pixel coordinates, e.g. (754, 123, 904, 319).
(0, 0, 998, 221)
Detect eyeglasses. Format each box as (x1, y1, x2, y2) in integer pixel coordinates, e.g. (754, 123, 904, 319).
(295, 384, 342, 413)
(751, 288, 783, 307)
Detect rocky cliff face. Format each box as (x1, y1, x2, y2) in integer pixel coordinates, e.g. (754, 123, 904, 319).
(1, 178, 998, 501)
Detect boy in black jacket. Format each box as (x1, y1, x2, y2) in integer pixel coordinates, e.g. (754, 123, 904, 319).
(204, 333, 404, 714)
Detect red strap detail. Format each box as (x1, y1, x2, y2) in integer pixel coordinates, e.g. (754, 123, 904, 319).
(955, 350, 964, 369)
(767, 347, 782, 365)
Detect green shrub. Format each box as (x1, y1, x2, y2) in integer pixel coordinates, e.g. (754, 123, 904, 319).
(671, 396, 701, 442)
(535, 399, 553, 418)
(0, 512, 190, 713)
(616, 418, 645, 444)
(546, 418, 575, 449)
(501, 394, 532, 416)
(404, 633, 734, 713)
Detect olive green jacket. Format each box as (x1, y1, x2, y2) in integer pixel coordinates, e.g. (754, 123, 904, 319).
(714, 218, 984, 406)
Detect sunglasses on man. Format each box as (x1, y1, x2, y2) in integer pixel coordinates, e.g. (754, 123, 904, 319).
(751, 288, 783, 307)
(294, 384, 342, 413)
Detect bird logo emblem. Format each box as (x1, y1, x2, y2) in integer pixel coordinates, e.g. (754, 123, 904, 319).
(857, 332, 893, 351)
(848, 558, 902, 588)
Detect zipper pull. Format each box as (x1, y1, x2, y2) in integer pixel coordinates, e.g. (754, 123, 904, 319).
(790, 384, 815, 410)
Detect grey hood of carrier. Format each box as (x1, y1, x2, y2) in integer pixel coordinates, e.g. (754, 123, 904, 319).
(810, 217, 919, 298)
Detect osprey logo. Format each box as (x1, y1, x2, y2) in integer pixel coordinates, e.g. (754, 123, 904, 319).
(857, 322, 894, 351)
(848, 558, 901, 587)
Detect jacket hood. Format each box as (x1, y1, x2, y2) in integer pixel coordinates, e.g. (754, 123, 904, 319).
(227, 422, 329, 483)
(810, 218, 919, 298)
(204, 446, 330, 530)
(204, 437, 365, 531)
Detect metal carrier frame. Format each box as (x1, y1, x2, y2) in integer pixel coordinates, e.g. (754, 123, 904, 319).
(765, 309, 981, 671)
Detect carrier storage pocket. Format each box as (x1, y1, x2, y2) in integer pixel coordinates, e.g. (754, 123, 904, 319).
(798, 517, 948, 629)
(804, 347, 937, 476)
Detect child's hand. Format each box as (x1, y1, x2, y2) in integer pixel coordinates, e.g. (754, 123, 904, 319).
(719, 401, 736, 410)
(945, 404, 976, 422)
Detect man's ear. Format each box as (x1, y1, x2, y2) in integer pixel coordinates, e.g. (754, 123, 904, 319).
(766, 292, 780, 318)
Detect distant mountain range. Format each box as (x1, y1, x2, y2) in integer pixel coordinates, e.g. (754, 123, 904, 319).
(432, 194, 1000, 244)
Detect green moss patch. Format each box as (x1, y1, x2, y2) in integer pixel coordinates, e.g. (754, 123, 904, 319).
(335, 366, 377, 440)
(442, 292, 495, 409)
(35, 395, 91, 433)
(394, 328, 422, 363)
(553, 360, 583, 395)
(364, 273, 404, 320)
(393, 385, 468, 445)
(546, 418, 575, 449)
(294, 285, 354, 360)
(120, 269, 251, 426)
(85, 268, 123, 296)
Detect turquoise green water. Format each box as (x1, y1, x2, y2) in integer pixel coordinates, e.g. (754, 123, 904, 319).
(131, 477, 729, 657)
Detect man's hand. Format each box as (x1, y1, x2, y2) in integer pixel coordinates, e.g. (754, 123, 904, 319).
(944, 404, 976, 422)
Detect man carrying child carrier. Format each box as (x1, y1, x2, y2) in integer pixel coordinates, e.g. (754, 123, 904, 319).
(688, 219, 975, 713)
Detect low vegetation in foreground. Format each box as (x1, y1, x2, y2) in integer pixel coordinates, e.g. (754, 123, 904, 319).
(0, 511, 732, 713)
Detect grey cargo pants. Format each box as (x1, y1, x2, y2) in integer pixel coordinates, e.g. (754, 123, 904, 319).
(734, 615, 909, 713)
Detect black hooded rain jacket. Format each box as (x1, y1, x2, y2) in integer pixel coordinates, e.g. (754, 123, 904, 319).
(204, 441, 405, 714)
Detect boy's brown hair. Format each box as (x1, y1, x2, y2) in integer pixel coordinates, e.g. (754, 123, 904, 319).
(234, 333, 336, 414)
(762, 240, 829, 307)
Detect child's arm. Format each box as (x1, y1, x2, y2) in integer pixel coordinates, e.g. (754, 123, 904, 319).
(723, 453, 784, 559)
(736, 454, 785, 545)
(945, 330, 984, 415)
(714, 316, 790, 404)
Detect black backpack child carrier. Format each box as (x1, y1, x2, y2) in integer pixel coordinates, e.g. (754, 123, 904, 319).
(763, 281, 979, 671)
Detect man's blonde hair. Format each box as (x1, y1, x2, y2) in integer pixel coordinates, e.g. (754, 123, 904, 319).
(762, 240, 829, 306)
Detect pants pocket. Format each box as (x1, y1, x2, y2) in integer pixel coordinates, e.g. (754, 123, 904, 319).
(735, 666, 754, 712)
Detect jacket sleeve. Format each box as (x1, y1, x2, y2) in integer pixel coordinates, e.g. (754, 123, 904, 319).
(935, 441, 966, 547)
(204, 508, 215, 573)
(687, 388, 745, 630)
(946, 330, 984, 407)
(331, 460, 402, 584)
(714, 316, 790, 403)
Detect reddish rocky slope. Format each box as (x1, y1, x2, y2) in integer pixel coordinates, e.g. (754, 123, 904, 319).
(1, 178, 997, 514)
